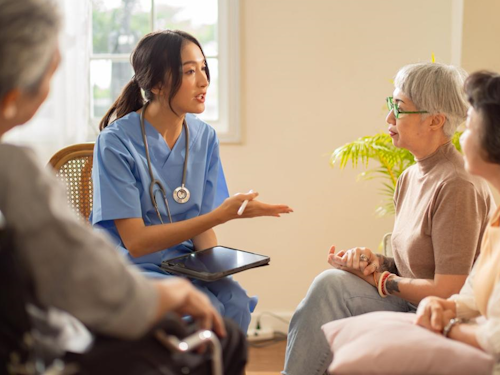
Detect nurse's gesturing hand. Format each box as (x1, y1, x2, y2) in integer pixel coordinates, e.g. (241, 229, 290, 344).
(115, 191, 293, 258)
(215, 191, 294, 222)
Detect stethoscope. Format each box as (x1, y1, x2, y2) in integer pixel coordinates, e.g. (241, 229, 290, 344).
(140, 101, 190, 224)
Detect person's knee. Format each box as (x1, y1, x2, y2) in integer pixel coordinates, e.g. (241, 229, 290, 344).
(307, 269, 347, 301)
(199, 287, 226, 316)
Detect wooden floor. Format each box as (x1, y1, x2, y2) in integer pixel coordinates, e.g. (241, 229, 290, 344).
(246, 339, 286, 375)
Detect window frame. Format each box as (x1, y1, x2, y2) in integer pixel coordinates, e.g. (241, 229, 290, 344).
(89, 0, 240, 142)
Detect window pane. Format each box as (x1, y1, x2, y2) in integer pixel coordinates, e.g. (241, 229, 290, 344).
(155, 0, 218, 56)
(92, 0, 151, 54)
(200, 58, 218, 122)
(91, 60, 133, 119)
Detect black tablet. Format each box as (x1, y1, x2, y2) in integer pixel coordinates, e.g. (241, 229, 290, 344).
(160, 246, 270, 282)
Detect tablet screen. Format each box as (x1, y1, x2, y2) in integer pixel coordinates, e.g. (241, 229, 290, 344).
(164, 246, 269, 274)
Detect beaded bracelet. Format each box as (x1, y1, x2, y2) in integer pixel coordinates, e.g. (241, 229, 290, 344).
(377, 271, 391, 298)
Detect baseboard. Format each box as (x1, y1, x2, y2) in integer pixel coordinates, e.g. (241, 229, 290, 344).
(248, 311, 294, 335)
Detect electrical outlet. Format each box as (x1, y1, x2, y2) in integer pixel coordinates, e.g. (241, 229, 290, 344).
(247, 327, 274, 342)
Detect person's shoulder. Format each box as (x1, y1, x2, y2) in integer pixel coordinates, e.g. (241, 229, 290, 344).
(0, 144, 39, 171)
(185, 113, 217, 142)
(98, 112, 141, 145)
(438, 172, 490, 200)
(397, 163, 416, 183)
(100, 112, 141, 138)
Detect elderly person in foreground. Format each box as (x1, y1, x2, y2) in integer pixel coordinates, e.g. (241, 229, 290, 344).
(283, 62, 495, 375)
(0, 0, 246, 373)
(415, 70, 500, 368)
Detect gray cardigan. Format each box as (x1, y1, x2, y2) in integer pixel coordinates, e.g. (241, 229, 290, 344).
(0, 144, 158, 339)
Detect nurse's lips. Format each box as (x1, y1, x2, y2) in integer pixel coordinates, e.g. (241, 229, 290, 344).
(195, 93, 206, 103)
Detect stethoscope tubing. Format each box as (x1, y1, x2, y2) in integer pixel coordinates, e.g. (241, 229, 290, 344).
(140, 101, 190, 224)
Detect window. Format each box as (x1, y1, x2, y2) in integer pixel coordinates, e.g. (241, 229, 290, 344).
(90, 0, 240, 141)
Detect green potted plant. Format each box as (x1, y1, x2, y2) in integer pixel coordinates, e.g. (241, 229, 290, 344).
(330, 132, 463, 217)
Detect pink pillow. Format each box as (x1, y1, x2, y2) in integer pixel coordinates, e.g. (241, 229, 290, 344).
(321, 311, 495, 375)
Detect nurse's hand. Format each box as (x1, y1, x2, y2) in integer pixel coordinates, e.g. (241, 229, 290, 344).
(154, 278, 226, 337)
(216, 191, 293, 222)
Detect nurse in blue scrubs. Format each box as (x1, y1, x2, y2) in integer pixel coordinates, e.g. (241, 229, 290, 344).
(91, 30, 293, 333)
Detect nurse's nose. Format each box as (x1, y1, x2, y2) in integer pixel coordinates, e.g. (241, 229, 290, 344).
(198, 69, 209, 88)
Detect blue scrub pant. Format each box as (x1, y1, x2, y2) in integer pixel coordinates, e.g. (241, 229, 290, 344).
(139, 264, 257, 334)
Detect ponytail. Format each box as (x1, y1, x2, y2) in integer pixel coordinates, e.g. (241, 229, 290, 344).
(99, 78, 144, 131)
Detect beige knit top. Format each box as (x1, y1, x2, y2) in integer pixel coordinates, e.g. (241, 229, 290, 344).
(392, 142, 494, 279)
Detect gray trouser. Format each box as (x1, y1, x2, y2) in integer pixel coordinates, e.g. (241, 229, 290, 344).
(282, 269, 415, 375)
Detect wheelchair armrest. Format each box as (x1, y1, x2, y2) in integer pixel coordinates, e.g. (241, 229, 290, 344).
(153, 313, 223, 375)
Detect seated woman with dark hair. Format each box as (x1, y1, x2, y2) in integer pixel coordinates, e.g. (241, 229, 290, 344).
(0, 0, 247, 373)
(416, 70, 500, 363)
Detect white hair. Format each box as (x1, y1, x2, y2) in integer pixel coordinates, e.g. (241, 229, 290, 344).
(0, 0, 60, 100)
(394, 62, 468, 137)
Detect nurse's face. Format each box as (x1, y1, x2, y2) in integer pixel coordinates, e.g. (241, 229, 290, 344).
(169, 41, 209, 116)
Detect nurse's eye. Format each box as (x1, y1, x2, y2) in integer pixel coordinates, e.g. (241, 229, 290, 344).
(185, 69, 195, 75)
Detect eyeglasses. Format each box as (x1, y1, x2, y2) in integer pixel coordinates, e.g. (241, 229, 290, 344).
(386, 97, 428, 119)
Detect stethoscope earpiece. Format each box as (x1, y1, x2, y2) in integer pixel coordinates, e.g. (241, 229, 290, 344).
(140, 101, 190, 224)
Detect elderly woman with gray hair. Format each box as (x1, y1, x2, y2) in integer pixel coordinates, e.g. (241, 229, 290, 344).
(283, 63, 496, 375)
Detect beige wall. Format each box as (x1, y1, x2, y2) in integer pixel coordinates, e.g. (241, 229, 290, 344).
(462, 0, 500, 73)
(461, 0, 500, 206)
(217, 0, 458, 318)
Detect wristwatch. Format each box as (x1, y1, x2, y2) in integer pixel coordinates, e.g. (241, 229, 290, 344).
(442, 318, 466, 337)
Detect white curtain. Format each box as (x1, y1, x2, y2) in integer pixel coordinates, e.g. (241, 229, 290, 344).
(4, 0, 91, 163)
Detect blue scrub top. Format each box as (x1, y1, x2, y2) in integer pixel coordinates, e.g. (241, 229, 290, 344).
(91, 112, 229, 270)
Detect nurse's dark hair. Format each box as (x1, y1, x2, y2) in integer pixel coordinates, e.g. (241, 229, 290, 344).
(464, 71, 500, 164)
(99, 30, 209, 130)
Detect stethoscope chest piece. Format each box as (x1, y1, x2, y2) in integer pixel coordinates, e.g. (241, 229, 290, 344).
(173, 184, 190, 204)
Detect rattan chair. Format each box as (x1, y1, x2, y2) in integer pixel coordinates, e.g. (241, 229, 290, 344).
(47, 143, 223, 374)
(48, 143, 95, 221)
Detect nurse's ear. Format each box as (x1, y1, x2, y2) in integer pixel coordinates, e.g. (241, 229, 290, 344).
(151, 86, 162, 96)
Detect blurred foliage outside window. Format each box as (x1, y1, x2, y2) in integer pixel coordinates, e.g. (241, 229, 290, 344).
(91, 0, 219, 126)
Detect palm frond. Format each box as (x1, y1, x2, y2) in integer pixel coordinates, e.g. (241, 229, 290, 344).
(330, 131, 461, 217)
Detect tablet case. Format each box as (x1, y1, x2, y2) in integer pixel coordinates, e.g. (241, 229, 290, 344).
(160, 246, 270, 282)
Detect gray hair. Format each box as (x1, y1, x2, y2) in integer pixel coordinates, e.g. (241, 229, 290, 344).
(394, 62, 468, 138)
(0, 0, 61, 100)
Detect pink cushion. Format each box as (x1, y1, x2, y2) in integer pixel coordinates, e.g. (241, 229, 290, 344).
(321, 311, 495, 375)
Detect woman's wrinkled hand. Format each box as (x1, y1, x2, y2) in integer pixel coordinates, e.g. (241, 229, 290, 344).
(327, 245, 380, 275)
(327, 245, 377, 286)
(415, 296, 456, 333)
(216, 191, 293, 222)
